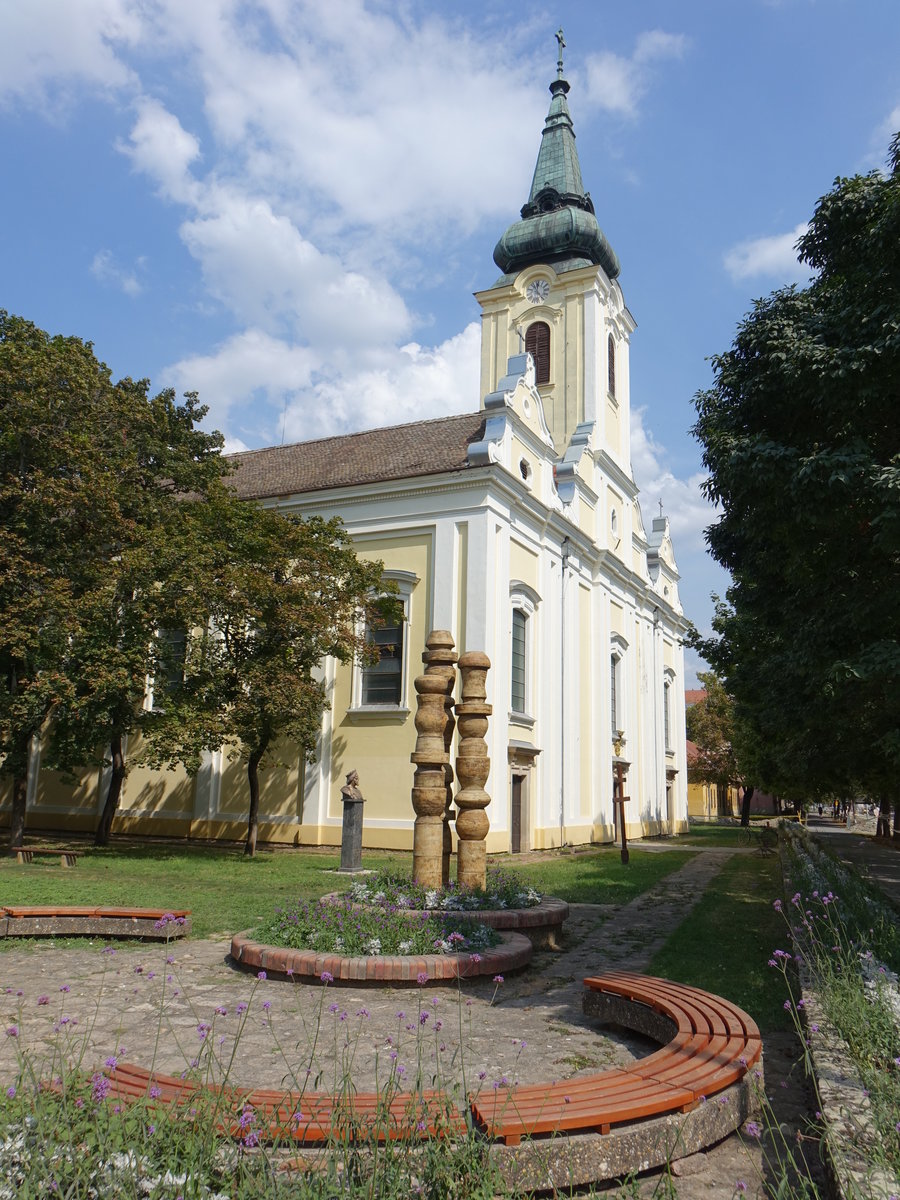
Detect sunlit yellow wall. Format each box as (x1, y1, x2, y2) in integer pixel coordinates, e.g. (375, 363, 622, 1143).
(509, 539, 539, 592)
(331, 532, 432, 825)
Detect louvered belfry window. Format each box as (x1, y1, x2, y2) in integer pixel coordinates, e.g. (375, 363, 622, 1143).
(608, 333, 616, 398)
(525, 321, 551, 384)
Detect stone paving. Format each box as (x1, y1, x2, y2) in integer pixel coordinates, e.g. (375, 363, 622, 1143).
(0, 844, 825, 1197)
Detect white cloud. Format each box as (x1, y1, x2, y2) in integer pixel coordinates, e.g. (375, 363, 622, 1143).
(164, 320, 481, 450)
(90, 249, 143, 296)
(119, 98, 202, 205)
(0, 0, 141, 110)
(723, 222, 811, 283)
(631, 406, 714, 558)
(582, 30, 687, 118)
(282, 322, 482, 443)
(179, 192, 411, 347)
(163, 329, 319, 450)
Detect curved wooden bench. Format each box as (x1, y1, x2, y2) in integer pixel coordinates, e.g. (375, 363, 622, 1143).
(98, 1062, 465, 1143)
(471, 972, 762, 1145)
(0, 906, 191, 940)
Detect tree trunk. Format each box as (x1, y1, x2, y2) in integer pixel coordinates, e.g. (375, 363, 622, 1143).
(893, 797, 900, 843)
(244, 738, 269, 858)
(9, 773, 27, 850)
(95, 733, 126, 847)
(740, 785, 754, 827)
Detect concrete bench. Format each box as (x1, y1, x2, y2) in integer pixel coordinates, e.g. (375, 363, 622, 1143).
(471, 971, 762, 1145)
(0, 906, 191, 940)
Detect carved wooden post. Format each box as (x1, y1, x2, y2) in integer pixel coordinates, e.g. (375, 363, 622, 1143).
(426, 632, 459, 887)
(454, 651, 491, 890)
(411, 631, 456, 888)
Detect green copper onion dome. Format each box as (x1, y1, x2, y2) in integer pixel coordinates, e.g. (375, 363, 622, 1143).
(493, 45, 620, 282)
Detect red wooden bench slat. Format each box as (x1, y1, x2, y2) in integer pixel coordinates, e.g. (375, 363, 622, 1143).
(104, 1064, 464, 1143)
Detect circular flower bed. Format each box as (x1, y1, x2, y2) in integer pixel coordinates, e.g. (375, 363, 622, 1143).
(349, 867, 542, 913)
(253, 895, 500, 958)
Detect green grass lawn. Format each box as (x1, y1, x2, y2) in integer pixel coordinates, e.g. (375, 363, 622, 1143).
(0, 842, 694, 939)
(499, 848, 695, 906)
(648, 851, 790, 1031)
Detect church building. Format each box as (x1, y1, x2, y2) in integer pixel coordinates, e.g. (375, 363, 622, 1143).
(21, 50, 689, 852)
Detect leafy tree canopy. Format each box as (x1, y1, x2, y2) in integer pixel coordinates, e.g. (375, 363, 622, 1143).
(692, 135, 900, 801)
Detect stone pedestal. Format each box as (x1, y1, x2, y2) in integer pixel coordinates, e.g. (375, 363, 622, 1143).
(411, 631, 457, 888)
(338, 798, 365, 872)
(454, 651, 491, 890)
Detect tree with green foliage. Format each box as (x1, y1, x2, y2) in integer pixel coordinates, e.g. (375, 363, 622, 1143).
(692, 135, 900, 812)
(144, 491, 391, 856)
(0, 311, 229, 847)
(685, 672, 756, 825)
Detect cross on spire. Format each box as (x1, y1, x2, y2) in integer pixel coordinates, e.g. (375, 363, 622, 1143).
(556, 28, 566, 79)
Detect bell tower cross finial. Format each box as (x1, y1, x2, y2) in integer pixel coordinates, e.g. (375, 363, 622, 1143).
(556, 27, 566, 79)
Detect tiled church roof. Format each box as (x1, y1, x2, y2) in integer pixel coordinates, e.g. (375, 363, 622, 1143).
(227, 411, 486, 501)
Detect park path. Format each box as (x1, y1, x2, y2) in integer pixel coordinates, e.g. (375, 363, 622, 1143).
(0, 844, 819, 1197)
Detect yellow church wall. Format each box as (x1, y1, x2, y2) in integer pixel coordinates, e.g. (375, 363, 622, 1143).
(509, 538, 539, 593)
(609, 601, 624, 638)
(216, 739, 304, 823)
(33, 761, 99, 815)
(330, 531, 432, 825)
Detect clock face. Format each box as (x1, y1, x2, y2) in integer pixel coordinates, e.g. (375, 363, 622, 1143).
(526, 279, 550, 304)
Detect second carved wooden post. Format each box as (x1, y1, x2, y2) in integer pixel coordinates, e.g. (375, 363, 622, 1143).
(454, 651, 492, 890)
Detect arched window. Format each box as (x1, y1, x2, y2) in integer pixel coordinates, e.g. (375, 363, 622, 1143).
(525, 321, 550, 385)
(607, 333, 616, 399)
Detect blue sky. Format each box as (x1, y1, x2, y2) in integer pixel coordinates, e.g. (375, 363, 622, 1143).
(2, 0, 899, 684)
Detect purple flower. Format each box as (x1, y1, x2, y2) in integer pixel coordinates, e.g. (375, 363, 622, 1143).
(5, 1086, 15, 1099)
(104, 1056, 119, 1070)
(236, 1002, 248, 1014)
(736, 1183, 747, 1193)
(257, 971, 267, 981)
(149, 1085, 162, 1099)
(59, 985, 70, 994)
(417, 972, 428, 985)
(5, 1026, 18, 1038)
(320, 971, 333, 984)
(493, 975, 504, 984)
(470, 953, 482, 964)
(91, 1073, 111, 1103)
(36, 995, 49, 1006)
(744, 1121, 762, 1139)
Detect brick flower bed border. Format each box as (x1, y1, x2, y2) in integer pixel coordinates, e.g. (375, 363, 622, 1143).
(229, 929, 533, 985)
(320, 893, 569, 950)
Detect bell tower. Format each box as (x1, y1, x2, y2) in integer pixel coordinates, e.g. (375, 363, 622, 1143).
(475, 32, 634, 469)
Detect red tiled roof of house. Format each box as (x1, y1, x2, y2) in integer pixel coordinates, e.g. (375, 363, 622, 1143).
(685, 689, 707, 707)
(226, 411, 487, 501)
(686, 739, 699, 764)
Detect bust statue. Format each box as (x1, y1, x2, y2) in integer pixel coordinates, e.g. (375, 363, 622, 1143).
(340, 770, 364, 802)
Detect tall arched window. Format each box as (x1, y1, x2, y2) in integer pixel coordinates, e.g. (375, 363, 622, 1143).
(607, 333, 616, 399)
(525, 321, 550, 385)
